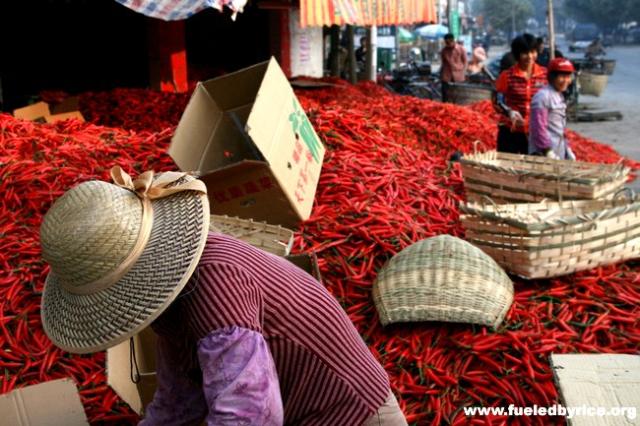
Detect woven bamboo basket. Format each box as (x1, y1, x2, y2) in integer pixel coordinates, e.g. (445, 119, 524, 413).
(459, 150, 629, 204)
(601, 59, 616, 75)
(209, 215, 294, 256)
(460, 193, 640, 279)
(372, 235, 514, 328)
(579, 71, 609, 97)
(445, 83, 493, 105)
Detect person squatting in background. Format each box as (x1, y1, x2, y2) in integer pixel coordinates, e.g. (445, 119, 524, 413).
(493, 33, 547, 154)
(467, 44, 487, 75)
(529, 58, 577, 160)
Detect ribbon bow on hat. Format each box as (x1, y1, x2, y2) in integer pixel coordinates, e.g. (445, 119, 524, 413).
(110, 165, 207, 199)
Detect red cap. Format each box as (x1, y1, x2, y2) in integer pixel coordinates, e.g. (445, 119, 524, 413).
(548, 58, 575, 73)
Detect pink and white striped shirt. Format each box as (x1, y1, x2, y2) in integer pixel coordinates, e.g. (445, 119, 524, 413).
(144, 233, 390, 425)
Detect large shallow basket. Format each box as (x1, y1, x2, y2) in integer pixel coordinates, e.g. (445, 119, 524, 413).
(209, 215, 294, 256)
(445, 83, 493, 105)
(460, 194, 640, 279)
(459, 150, 629, 203)
(579, 71, 608, 97)
(372, 235, 514, 328)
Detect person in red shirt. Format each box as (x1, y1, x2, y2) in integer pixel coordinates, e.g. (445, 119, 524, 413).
(440, 33, 467, 102)
(494, 33, 548, 154)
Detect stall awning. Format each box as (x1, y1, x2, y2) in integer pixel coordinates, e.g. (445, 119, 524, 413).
(115, 0, 247, 21)
(300, 0, 437, 27)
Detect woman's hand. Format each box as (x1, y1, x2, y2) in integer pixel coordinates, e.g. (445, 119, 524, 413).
(508, 110, 525, 127)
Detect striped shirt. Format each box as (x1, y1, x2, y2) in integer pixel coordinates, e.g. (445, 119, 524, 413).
(155, 233, 390, 425)
(495, 63, 547, 133)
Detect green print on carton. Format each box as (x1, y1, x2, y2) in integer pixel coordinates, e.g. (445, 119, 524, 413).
(288, 99, 322, 163)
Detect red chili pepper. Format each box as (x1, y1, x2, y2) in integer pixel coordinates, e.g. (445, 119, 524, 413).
(2, 82, 639, 425)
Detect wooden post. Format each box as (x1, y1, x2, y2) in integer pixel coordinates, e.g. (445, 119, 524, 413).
(148, 20, 188, 93)
(346, 25, 357, 84)
(547, 0, 556, 60)
(329, 25, 341, 77)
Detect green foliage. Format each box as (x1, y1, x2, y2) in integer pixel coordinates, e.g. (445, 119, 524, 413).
(564, 0, 637, 30)
(475, 0, 535, 33)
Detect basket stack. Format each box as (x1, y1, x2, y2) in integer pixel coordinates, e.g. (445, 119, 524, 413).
(460, 195, 640, 279)
(459, 150, 629, 204)
(372, 235, 514, 328)
(209, 215, 294, 256)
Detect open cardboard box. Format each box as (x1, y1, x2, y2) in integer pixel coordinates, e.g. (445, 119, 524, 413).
(13, 100, 84, 123)
(169, 57, 325, 229)
(106, 253, 321, 415)
(0, 379, 88, 426)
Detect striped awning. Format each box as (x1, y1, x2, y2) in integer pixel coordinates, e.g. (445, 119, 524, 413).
(300, 0, 437, 27)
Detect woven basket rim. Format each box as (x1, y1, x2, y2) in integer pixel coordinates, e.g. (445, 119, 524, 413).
(459, 150, 629, 185)
(461, 198, 640, 231)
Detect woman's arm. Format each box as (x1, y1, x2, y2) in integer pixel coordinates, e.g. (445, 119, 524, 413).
(529, 93, 552, 153)
(140, 334, 208, 426)
(198, 327, 283, 425)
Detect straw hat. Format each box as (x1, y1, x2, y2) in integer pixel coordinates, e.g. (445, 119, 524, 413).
(40, 166, 210, 354)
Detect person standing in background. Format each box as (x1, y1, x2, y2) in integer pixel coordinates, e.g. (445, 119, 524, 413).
(529, 58, 577, 160)
(440, 33, 467, 102)
(493, 34, 547, 154)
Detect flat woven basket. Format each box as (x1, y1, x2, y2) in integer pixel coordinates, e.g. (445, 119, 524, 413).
(372, 235, 514, 328)
(209, 215, 294, 257)
(460, 192, 640, 279)
(459, 150, 629, 204)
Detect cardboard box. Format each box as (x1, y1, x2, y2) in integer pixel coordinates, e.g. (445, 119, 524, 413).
(13, 102, 51, 121)
(45, 111, 85, 123)
(0, 379, 88, 426)
(169, 57, 325, 228)
(51, 96, 80, 114)
(13, 101, 84, 123)
(285, 252, 322, 283)
(106, 327, 157, 415)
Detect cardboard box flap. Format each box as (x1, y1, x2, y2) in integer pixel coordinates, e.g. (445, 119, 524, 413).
(201, 161, 302, 227)
(285, 253, 322, 283)
(13, 102, 51, 121)
(247, 59, 326, 220)
(52, 96, 80, 114)
(107, 328, 157, 415)
(45, 111, 85, 123)
(201, 61, 268, 110)
(245, 58, 291, 163)
(0, 379, 88, 426)
(170, 85, 224, 172)
(171, 90, 264, 174)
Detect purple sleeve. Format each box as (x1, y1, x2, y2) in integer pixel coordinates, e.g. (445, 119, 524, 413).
(529, 95, 552, 151)
(198, 327, 283, 426)
(140, 334, 208, 426)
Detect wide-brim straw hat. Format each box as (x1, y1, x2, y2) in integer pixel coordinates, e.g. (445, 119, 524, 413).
(40, 166, 210, 354)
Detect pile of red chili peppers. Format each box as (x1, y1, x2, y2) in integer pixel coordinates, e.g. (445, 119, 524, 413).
(1, 83, 638, 425)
